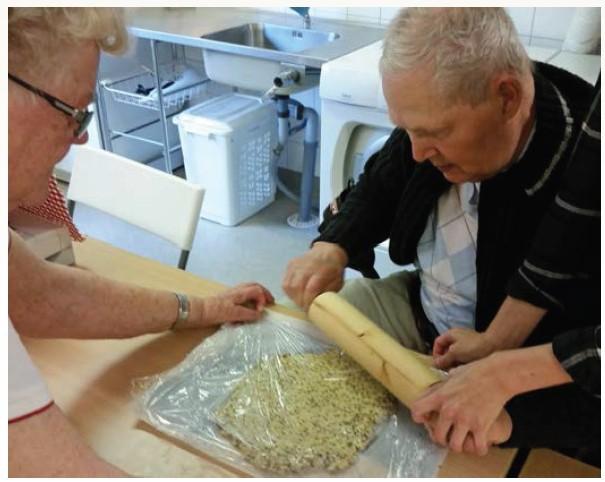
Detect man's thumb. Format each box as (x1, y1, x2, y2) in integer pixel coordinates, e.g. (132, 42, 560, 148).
(434, 349, 457, 369)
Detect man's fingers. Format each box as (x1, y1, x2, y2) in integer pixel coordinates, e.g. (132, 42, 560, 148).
(283, 269, 309, 308)
(281, 267, 299, 304)
(302, 274, 339, 311)
(433, 350, 457, 370)
(433, 332, 455, 356)
(301, 277, 321, 311)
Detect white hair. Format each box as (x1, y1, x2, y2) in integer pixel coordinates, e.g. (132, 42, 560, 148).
(380, 7, 532, 106)
(9, 8, 128, 85)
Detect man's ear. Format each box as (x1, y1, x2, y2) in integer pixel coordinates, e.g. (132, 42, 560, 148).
(492, 73, 523, 121)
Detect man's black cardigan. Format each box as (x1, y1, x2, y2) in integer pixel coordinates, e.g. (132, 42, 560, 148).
(316, 63, 600, 449)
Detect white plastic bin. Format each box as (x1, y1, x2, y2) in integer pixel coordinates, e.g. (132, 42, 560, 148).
(174, 94, 276, 226)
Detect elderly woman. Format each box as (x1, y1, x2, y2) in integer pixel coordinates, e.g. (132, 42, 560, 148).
(8, 8, 273, 476)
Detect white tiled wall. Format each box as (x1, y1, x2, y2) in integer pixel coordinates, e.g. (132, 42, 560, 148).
(258, 7, 593, 49)
(531, 7, 577, 48)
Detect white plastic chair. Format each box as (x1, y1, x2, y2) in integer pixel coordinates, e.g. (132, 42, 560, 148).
(66, 145, 204, 270)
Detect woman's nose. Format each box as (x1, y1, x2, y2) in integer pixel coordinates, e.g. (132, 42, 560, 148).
(72, 131, 89, 145)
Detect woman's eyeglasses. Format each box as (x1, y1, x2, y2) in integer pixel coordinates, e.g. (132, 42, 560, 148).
(8, 73, 93, 138)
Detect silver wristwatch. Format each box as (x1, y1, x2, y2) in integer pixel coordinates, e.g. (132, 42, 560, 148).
(170, 292, 190, 331)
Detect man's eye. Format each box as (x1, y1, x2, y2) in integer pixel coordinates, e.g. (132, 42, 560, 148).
(409, 130, 429, 139)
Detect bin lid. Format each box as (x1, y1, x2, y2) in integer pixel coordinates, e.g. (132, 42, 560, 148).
(173, 93, 266, 134)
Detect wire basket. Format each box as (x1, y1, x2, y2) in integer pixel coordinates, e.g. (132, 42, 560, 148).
(100, 62, 208, 111)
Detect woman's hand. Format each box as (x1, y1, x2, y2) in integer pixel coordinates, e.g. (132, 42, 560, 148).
(422, 408, 513, 455)
(192, 283, 275, 327)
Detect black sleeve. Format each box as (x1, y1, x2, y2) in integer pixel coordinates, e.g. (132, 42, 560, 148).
(314, 128, 412, 260)
(501, 382, 600, 449)
(552, 326, 600, 396)
(507, 81, 600, 311)
(500, 325, 600, 449)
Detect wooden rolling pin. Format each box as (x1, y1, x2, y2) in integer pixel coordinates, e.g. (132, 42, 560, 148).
(307, 291, 444, 408)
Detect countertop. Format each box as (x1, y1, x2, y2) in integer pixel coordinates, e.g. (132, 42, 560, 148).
(126, 7, 385, 68)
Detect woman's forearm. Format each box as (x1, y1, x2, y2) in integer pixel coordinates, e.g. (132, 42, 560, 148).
(491, 344, 573, 399)
(9, 230, 181, 338)
(484, 296, 547, 351)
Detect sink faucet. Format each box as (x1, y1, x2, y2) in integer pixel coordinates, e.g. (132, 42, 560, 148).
(290, 7, 311, 29)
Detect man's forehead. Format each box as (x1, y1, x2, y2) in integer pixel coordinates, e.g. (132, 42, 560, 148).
(391, 113, 449, 134)
(386, 93, 452, 132)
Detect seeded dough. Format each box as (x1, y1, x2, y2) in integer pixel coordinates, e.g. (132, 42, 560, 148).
(215, 349, 395, 474)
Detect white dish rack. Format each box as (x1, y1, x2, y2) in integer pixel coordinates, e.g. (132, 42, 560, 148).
(100, 62, 207, 111)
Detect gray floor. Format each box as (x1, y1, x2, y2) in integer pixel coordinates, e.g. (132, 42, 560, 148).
(74, 192, 315, 302)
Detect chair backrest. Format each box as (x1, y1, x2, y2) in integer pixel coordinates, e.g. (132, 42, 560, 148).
(66, 145, 204, 253)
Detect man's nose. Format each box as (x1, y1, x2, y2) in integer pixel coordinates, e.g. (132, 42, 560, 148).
(410, 136, 438, 163)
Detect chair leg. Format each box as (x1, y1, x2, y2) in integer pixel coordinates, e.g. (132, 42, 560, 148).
(178, 250, 190, 270)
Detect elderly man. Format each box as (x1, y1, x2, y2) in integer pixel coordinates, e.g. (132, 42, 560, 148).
(412, 79, 600, 458)
(283, 7, 597, 449)
(8, 8, 273, 476)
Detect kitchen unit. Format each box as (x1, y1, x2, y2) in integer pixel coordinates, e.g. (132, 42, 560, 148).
(94, 8, 384, 176)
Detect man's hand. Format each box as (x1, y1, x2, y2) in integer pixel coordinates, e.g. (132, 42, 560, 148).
(282, 242, 348, 310)
(432, 297, 548, 370)
(422, 408, 513, 456)
(411, 354, 513, 455)
(193, 283, 275, 327)
(432, 328, 497, 369)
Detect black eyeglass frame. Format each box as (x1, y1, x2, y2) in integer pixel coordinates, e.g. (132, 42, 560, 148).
(8, 73, 93, 138)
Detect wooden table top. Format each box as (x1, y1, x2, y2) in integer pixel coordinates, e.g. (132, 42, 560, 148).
(519, 449, 600, 478)
(23, 238, 522, 477)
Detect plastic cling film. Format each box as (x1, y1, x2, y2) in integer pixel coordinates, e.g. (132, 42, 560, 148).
(214, 349, 396, 474)
(134, 311, 446, 477)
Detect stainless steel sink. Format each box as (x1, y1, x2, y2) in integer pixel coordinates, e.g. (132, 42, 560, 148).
(202, 22, 340, 54)
(201, 22, 344, 91)
(130, 9, 386, 74)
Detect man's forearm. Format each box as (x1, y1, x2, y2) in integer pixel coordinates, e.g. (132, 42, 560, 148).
(484, 296, 547, 351)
